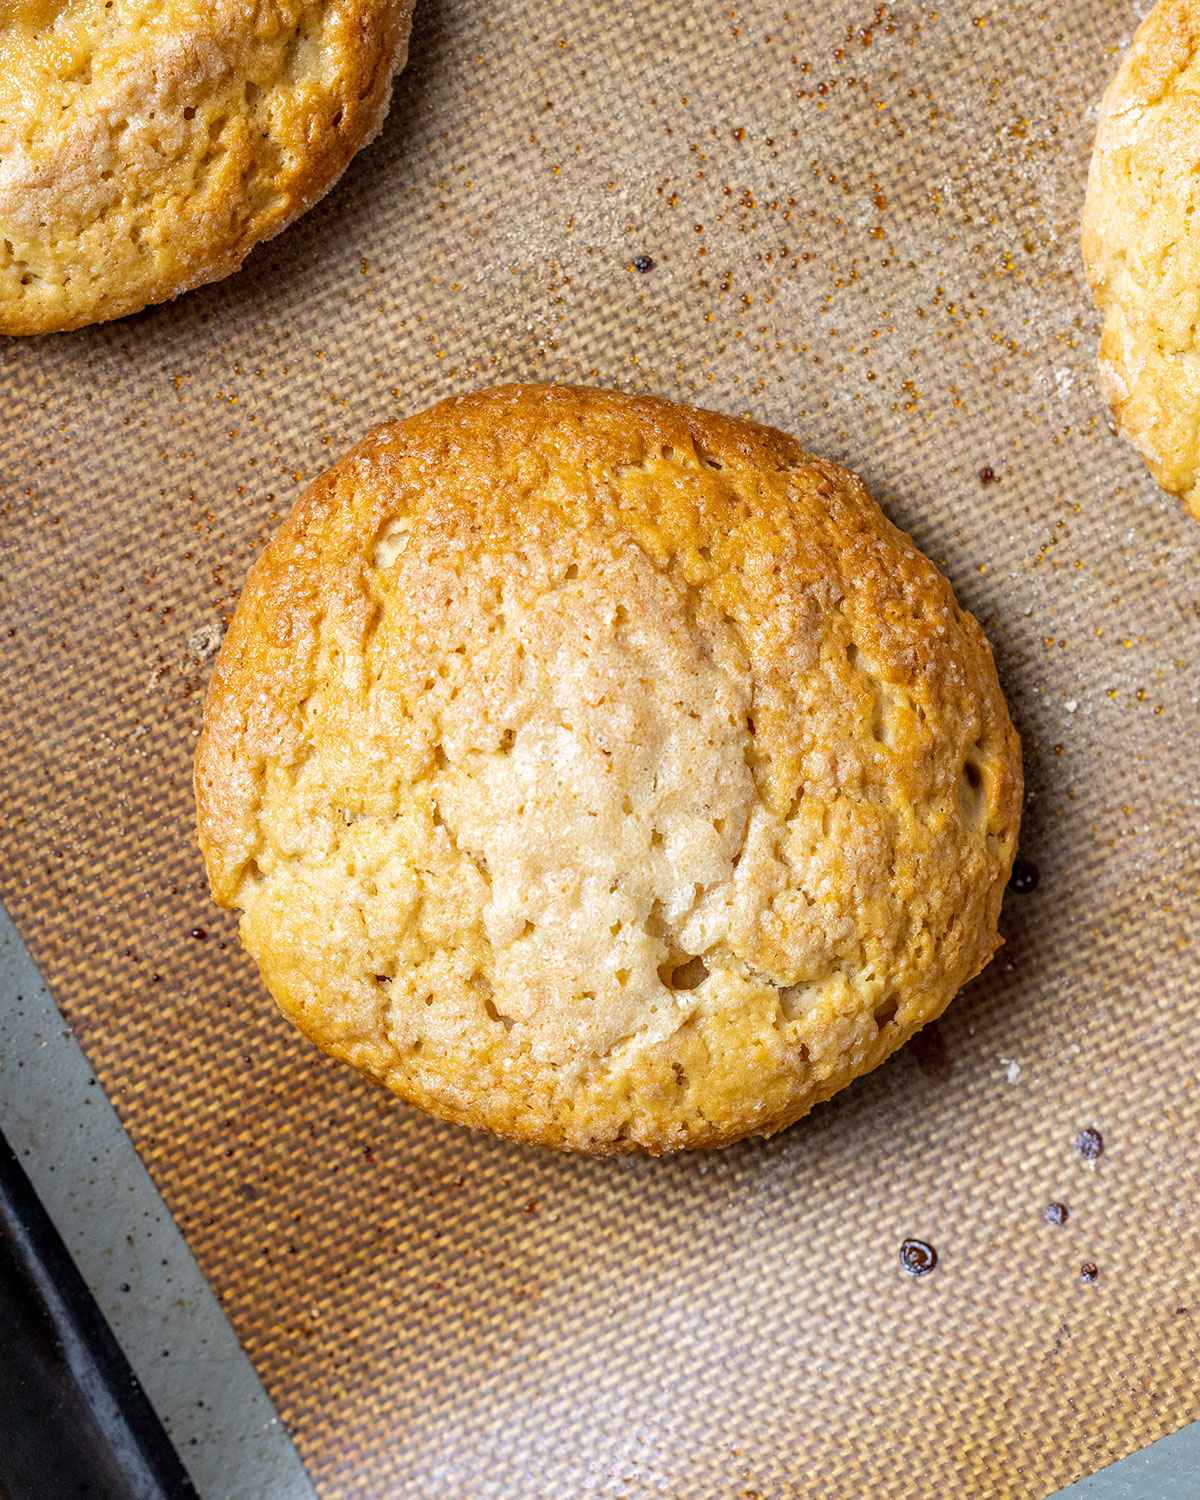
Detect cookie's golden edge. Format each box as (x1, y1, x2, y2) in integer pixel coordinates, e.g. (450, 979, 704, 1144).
(1082, 0, 1200, 522)
(196, 384, 1023, 1156)
(0, 1, 414, 336)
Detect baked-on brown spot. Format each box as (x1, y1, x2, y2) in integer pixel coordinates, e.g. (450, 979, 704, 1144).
(1082, 0, 1200, 521)
(899, 1239, 938, 1277)
(0, 0, 414, 334)
(194, 384, 1023, 1155)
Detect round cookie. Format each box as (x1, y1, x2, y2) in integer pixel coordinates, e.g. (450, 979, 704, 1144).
(195, 384, 1023, 1155)
(1083, 0, 1200, 521)
(0, 0, 413, 335)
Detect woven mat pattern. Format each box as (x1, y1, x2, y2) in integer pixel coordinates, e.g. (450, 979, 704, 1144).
(1, 2, 1198, 1495)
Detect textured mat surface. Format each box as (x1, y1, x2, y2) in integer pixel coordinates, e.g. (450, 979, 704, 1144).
(1, 2, 1198, 1496)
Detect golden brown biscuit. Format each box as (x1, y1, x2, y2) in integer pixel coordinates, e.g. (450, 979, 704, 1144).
(195, 385, 1022, 1155)
(0, 0, 413, 335)
(1082, 0, 1200, 520)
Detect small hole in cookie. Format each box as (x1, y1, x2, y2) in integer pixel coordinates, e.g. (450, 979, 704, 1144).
(564, 563, 579, 580)
(660, 954, 709, 991)
(484, 997, 514, 1031)
(331, 107, 343, 128)
(183, 105, 196, 120)
(650, 829, 664, 849)
(957, 755, 987, 828)
(498, 728, 515, 753)
(874, 997, 899, 1029)
(695, 441, 723, 470)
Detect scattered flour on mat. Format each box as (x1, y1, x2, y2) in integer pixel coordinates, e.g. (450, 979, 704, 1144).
(187, 622, 224, 660)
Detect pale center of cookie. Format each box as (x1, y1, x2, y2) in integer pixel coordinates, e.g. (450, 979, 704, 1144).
(433, 550, 757, 1065)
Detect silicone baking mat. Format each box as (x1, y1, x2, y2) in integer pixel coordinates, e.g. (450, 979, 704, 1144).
(1, 1, 1198, 1495)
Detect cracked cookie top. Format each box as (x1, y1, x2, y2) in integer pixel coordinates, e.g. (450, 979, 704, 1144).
(195, 384, 1022, 1154)
(0, 0, 413, 334)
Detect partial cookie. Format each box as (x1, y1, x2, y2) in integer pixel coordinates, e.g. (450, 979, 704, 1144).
(1082, 0, 1200, 521)
(0, 0, 413, 335)
(195, 384, 1023, 1155)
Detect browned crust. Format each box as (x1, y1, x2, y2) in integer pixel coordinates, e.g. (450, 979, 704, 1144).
(195, 384, 1023, 1155)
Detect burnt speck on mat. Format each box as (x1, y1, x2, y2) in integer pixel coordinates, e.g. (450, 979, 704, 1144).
(1074, 1128, 1104, 1162)
(899, 1239, 938, 1278)
(909, 1021, 953, 1080)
